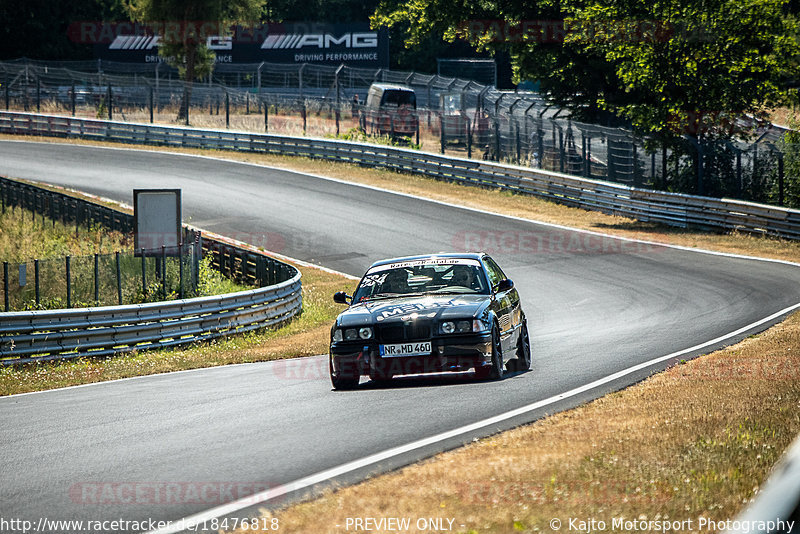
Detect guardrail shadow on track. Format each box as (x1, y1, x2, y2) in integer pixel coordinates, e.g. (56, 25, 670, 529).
(2, 111, 799, 241)
(0, 175, 302, 366)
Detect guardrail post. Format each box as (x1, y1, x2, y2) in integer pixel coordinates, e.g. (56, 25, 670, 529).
(3, 261, 8, 312)
(34, 259, 40, 307)
(116, 251, 122, 305)
(66, 255, 72, 308)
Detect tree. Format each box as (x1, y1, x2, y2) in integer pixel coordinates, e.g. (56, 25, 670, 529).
(373, 0, 800, 131)
(125, 0, 264, 121)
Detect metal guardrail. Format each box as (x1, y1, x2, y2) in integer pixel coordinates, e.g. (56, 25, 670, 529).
(0, 176, 302, 365)
(727, 432, 800, 533)
(2, 111, 799, 240)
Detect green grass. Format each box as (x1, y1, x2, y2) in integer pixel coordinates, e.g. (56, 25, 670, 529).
(0, 204, 250, 310)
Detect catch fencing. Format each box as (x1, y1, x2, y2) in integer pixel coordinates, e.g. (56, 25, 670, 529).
(0, 175, 302, 365)
(1, 111, 799, 241)
(0, 58, 795, 208)
(0, 176, 203, 311)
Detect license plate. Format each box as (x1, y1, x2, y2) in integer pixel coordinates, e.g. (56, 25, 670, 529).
(380, 342, 432, 357)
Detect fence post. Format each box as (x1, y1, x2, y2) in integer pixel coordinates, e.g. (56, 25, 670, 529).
(107, 85, 112, 121)
(179, 242, 185, 299)
(94, 253, 100, 306)
(225, 92, 230, 128)
(160, 245, 167, 298)
(3, 261, 8, 312)
(34, 259, 40, 307)
(71, 83, 76, 116)
(116, 251, 122, 305)
(440, 113, 445, 154)
(66, 255, 72, 308)
(149, 86, 154, 123)
(466, 118, 472, 159)
(264, 99, 269, 133)
(778, 152, 785, 206)
(4, 78, 8, 110)
(515, 119, 521, 164)
(302, 101, 307, 134)
(141, 248, 147, 298)
(36, 77, 41, 112)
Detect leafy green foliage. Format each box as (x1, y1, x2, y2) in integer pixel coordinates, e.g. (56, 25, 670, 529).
(374, 0, 800, 139)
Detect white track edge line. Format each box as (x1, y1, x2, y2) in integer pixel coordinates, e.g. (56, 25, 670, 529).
(146, 301, 800, 534)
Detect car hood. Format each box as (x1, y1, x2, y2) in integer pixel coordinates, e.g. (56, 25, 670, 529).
(337, 294, 490, 327)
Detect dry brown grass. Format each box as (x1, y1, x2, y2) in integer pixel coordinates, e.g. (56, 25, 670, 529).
(2, 133, 799, 264)
(227, 312, 800, 534)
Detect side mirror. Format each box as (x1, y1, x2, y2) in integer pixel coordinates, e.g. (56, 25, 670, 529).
(496, 279, 514, 293)
(333, 291, 352, 304)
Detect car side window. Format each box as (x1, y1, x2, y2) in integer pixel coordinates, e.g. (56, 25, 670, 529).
(483, 256, 506, 288)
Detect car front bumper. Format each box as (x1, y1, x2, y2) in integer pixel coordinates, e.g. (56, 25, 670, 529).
(330, 333, 493, 377)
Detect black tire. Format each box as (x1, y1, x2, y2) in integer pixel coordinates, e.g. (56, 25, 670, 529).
(509, 320, 531, 372)
(475, 323, 503, 380)
(330, 358, 359, 390)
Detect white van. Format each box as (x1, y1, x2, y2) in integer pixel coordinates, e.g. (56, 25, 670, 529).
(362, 83, 418, 138)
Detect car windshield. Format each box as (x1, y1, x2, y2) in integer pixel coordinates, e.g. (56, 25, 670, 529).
(353, 260, 488, 302)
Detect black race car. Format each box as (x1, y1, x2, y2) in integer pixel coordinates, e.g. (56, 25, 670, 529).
(329, 253, 531, 389)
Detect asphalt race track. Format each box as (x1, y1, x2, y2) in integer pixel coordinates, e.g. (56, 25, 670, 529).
(1, 140, 800, 532)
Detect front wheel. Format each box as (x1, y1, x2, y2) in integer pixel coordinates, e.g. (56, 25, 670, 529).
(330, 358, 359, 390)
(475, 324, 503, 380)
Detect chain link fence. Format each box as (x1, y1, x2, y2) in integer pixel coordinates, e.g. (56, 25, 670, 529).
(1, 58, 795, 207)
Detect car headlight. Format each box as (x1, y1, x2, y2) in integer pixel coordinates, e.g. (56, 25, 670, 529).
(337, 327, 373, 341)
(440, 320, 475, 334)
(473, 319, 487, 332)
(358, 327, 373, 340)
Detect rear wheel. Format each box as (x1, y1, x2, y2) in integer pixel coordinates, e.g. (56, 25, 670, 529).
(509, 320, 531, 372)
(330, 358, 359, 390)
(475, 324, 503, 380)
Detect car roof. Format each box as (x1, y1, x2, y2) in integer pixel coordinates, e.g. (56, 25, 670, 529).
(369, 252, 486, 269)
(368, 83, 415, 92)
